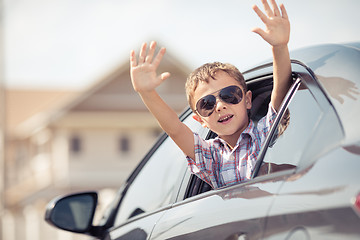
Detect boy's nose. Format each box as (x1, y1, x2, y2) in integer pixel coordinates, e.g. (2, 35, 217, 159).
(215, 99, 227, 112)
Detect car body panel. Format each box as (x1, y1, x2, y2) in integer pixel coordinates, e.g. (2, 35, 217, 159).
(151, 173, 291, 240)
(263, 146, 360, 239)
(108, 210, 165, 240)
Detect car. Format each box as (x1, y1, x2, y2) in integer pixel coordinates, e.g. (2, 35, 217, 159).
(45, 42, 360, 240)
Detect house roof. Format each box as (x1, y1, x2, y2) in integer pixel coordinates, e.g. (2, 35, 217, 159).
(56, 45, 191, 113)
(5, 89, 78, 135)
(6, 43, 192, 138)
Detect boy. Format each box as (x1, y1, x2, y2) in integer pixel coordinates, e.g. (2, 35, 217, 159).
(130, 0, 292, 189)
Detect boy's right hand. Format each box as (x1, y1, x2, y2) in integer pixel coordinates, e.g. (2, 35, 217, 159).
(129, 41, 195, 160)
(130, 41, 171, 94)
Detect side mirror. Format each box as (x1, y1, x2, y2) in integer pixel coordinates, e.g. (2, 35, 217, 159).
(45, 192, 98, 234)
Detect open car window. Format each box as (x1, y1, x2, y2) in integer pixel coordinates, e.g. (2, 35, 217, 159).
(255, 76, 324, 177)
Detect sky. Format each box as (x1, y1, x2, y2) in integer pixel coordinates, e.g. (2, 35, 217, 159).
(3, 0, 360, 90)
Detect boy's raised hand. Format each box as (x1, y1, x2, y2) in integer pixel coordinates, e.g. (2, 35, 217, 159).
(252, 0, 290, 47)
(130, 41, 170, 93)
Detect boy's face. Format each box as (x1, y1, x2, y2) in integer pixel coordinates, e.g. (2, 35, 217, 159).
(193, 70, 252, 144)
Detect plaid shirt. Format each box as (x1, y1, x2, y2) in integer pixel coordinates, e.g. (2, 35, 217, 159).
(186, 104, 277, 189)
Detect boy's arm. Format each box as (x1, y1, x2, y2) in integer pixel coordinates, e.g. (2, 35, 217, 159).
(252, 0, 292, 111)
(130, 41, 195, 159)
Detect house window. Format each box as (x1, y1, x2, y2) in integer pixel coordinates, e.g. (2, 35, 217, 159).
(119, 136, 130, 154)
(70, 135, 82, 154)
(152, 128, 163, 138)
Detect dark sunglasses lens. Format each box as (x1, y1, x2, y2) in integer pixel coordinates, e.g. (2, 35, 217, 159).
(219, 86, 243, 104)
(197, 95, 216, 117)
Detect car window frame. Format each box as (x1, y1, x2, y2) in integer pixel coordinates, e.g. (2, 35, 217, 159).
(251, 76, 302, 178)
(252, 61, 345, 179)
(102, 61, 345, 229)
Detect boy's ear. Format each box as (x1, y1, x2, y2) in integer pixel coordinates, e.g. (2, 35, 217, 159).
(245, 90, 252, 110)
(192, 114, 208, 128)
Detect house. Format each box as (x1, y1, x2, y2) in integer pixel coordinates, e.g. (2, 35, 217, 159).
(2, 48, 191, 240)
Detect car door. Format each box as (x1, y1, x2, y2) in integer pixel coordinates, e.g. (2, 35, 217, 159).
(258, 66, 360, 239)
(150, 173, 293, 240)
(149, 72, 302, 240)
(104, 111, 208, 240)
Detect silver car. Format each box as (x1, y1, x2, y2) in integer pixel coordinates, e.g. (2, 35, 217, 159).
(45, 42, 360, 240)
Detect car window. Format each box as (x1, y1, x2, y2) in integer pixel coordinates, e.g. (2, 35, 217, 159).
(114, 113, 204, 225)
(258, 84, 323, 174)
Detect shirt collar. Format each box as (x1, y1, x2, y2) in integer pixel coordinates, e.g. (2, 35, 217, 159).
(213, 120, 256, 149)
(236, 120, 256, 144)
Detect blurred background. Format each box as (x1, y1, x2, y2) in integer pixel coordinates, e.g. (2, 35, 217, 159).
(1, 0, 359, 239)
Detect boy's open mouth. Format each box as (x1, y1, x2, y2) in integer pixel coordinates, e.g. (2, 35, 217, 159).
(218, 114, 234, 123)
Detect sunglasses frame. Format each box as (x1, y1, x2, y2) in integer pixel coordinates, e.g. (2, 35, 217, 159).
(195, 85, 244, 117)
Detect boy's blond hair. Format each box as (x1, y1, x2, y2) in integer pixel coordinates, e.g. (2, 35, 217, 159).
(185, 62, 247, 112)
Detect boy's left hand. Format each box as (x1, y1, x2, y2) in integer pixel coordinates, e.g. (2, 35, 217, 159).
(252, 0, 290, 47)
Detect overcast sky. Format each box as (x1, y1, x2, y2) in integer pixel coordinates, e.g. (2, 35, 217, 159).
(3, 0, 360, 89)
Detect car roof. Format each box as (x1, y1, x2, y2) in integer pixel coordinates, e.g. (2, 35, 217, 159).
(289, 42, 360, 145)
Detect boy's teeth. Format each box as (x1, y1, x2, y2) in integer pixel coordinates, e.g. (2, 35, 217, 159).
(219, 115, 232, 122)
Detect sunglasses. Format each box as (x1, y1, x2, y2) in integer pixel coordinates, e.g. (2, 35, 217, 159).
(195, 85, 244, 117)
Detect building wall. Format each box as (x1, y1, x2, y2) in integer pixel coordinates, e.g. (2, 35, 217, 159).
(3, 116, 164, 240)
(3, 52, 190, 240)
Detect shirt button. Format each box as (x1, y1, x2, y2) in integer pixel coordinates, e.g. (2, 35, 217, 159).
(230, 155, 235, 161)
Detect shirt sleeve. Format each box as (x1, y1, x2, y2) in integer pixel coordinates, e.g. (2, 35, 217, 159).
(256, 103, 278, 140)
(186, 133, 218, 188)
